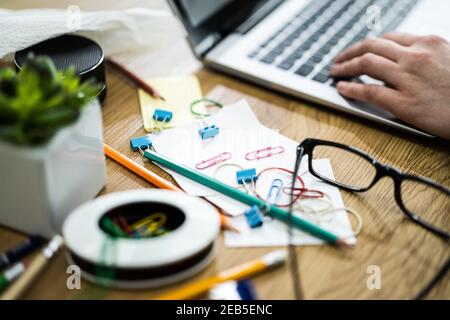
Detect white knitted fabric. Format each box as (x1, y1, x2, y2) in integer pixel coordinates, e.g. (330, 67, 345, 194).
(0, 7, 185, 59)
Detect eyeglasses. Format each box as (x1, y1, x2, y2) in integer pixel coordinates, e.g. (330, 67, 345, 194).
(287, 138, 449, 300)
(292, 138, 450, 239)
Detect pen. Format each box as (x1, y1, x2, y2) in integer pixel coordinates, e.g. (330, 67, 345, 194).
(0, 235, 64, 300)
(157, 250, 287, 300)
(103, 144, 238, 233)
(144, 149, 348, 246)
(0, 262, 28, 291)
(107, 59, 165, 101)
(0, 235, 46, 271)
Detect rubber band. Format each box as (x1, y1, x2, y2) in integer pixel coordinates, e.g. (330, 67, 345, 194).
(293, 194, 363, 238)
(248, 164, 364, 238)
(295, 193, 334, 215)
(333, 207, 364, 238)
(254, 167, 324, 207)
(283, 187, 324, 199)
(295, 205, 323, 225)
(294, 193, 335, 225)
(210, 155, 363, 238)
(213, 163, 245, 189)
(190, 98, 223, 117)
(281, 168, 324, 199)
(254, 167, 304, 207)
(242, 179, 257, 195)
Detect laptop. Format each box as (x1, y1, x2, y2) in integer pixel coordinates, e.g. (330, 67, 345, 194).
(168, 0, 450, 137)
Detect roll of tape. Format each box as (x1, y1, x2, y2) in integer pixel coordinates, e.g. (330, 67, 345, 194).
(62, 189, 220, 289)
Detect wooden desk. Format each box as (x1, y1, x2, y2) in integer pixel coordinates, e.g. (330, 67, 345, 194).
(1, 0, 449, 300)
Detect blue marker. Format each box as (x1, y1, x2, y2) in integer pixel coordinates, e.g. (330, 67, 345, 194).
(0, 235, 45, 271)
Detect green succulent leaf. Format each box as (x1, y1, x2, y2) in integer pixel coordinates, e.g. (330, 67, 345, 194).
(0, 55, 101, 146)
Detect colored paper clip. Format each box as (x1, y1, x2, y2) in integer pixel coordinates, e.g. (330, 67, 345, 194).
(195, 152, 232, 170)
(130, 213, 168, 238)
(152, 109, 173, 133)
(236, 168, 258, 194)
(266, 179, 283, 205)
(245, 146, 285, 161)
(244, 205, 263, 228)
(130, 135, 153, 152)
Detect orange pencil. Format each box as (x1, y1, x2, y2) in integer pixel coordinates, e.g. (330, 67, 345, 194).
(104, 143, 178, 190)
(103, 144, 238, 232)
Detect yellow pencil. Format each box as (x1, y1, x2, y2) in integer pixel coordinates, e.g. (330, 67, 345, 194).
(156, 250, 287, 300)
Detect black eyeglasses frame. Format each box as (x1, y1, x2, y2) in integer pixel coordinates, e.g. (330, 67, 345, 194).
(294, 138, 450, 240)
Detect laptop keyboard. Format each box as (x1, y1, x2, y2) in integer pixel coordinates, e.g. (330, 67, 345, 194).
(248, 0, 419, 86)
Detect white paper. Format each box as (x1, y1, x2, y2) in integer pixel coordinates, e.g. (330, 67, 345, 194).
(150, 100, 296, 216)
(150, 100, 356, 246)
(224, 158, 357, 247)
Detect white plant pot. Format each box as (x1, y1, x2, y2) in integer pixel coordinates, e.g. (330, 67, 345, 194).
(0, 100, 106, 238)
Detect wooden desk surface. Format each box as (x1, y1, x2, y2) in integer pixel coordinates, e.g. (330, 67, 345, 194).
(1, 0, 449, 300)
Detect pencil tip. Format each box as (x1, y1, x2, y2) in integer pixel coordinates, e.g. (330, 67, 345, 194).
(336, 238, 351, 247)
(224, 223, 240, 233)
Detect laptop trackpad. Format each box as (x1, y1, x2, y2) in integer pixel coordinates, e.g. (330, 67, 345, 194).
(347, 100, 396, 120)
(344, 76, 396, 120)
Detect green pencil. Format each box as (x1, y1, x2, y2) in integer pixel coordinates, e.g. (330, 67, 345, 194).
(144, 150, 348, 246)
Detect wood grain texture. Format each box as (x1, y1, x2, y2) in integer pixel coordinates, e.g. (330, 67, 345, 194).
(1, 0, 449, 300)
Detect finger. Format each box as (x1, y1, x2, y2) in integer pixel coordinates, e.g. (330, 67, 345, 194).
(336, 81, 404, 114)
(382, 32, 420, 46)
(330, 53, 401, 86)
(334, 37, 406, 63)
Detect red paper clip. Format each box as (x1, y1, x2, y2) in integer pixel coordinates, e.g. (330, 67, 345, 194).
(195, 152, 232, 170)
(245, 146, 285, 161)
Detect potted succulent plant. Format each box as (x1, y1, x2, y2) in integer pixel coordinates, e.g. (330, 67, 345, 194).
(0, 55, 106, 237)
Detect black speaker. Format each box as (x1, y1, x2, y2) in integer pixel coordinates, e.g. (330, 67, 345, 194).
(14, 34, 106, 102)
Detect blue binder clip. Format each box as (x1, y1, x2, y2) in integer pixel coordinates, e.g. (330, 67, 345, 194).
(152, 109, 173, 133)
(244, 205, 263, 228)
(153, 109, 173, 122)
(130, 135, 153, 152)
(236, 168, 257, 185)
(198, 125, 219, 140)
(236, 168, 258, 194)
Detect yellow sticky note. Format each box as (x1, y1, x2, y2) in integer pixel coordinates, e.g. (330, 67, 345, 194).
(138, 76, 204, 132)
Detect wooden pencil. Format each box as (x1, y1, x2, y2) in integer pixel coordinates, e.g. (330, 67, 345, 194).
(107, 59, 165, 101)
(103, 144, 238, 232)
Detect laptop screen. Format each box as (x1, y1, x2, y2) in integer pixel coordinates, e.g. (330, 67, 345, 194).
(169, 0, 282, 57)
(178, 0, 235, 27)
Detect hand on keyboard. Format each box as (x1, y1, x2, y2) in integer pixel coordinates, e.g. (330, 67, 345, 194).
(331, 32, 450, 140)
